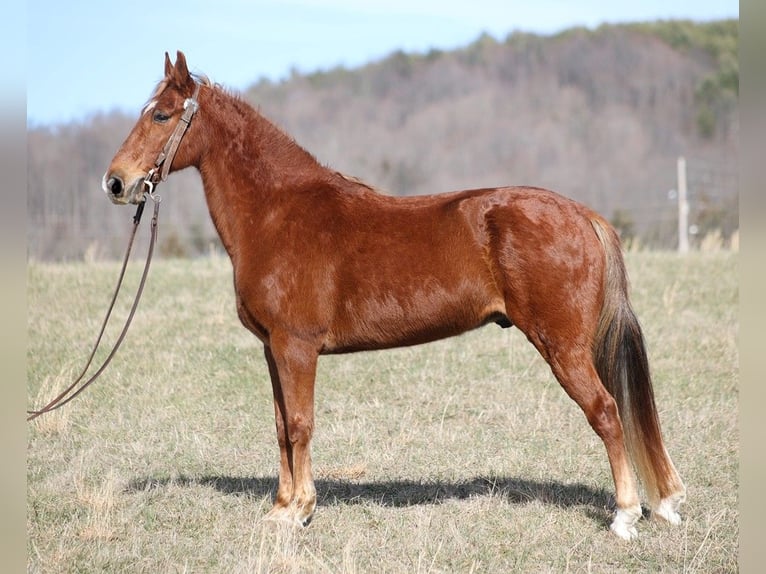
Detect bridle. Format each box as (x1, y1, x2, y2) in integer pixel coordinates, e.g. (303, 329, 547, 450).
(27, 82, 201, 422)
(143, 81, 201, 196)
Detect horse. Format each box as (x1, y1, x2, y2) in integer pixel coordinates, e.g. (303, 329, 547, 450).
(103, 51, 685, 540)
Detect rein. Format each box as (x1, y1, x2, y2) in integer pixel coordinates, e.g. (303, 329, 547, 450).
(27, 197, 160, 421)
(27, 83, 201, 422)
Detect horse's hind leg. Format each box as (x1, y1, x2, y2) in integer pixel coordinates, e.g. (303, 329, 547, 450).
(263, 337, 318, 527)
(539, 343, 642, 539)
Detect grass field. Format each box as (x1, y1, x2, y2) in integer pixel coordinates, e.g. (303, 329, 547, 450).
(27, 251, 738, 572)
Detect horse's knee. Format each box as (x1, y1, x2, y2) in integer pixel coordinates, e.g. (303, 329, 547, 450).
(287, 413, 313, 445)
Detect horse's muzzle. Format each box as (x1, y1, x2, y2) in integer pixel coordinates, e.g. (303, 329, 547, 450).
(102, 173, 146, 205)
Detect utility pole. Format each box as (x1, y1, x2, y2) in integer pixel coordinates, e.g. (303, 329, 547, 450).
(677, 156, 689, 254)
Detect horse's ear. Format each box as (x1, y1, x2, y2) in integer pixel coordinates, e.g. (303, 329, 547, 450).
(164, 52, 173, 77)
(174, 51, 190, 83)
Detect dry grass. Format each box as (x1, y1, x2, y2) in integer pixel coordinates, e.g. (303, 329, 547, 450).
(27, 252, 738, 572)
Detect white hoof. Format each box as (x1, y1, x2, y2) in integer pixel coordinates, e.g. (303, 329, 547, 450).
(653, 492, 685, 525)
(263, 506, 296, 526)
(263, 501, 315, 528)
(609, 505, 641, 540)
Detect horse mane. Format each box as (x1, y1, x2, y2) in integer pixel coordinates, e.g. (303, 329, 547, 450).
(335, 172, 388, 195)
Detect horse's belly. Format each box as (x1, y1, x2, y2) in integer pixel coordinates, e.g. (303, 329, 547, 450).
(323, 286, 506, 354)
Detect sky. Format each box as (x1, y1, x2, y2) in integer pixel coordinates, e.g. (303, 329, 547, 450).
(26, 0, 738, 126)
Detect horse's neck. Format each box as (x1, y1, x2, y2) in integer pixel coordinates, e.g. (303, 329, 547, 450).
(196, 91, 327, 257)
(200, 92, 322, 190)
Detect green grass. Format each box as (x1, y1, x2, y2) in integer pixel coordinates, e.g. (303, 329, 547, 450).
(27, 252, 738, 572)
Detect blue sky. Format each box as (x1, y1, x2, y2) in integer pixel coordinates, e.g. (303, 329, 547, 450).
(26, 0, 738, 126)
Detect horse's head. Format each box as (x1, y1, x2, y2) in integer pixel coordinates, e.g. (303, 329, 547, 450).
(103, 51, 203, 205)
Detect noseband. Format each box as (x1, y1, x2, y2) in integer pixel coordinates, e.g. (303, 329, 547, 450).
(142, 81, 201, 197)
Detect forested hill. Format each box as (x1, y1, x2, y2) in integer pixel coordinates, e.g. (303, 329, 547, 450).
(28, 20, 738, 260)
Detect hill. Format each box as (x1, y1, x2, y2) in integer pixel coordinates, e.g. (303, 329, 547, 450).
(27, 20, 738, 260)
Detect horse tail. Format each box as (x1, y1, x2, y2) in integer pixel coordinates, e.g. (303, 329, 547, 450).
(590, 217, 684, 509)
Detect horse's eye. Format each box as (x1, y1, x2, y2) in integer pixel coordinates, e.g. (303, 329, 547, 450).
(153, 111, 171, 124)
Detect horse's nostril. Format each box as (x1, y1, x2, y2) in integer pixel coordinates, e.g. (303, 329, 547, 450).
(107, 176, 124, 196)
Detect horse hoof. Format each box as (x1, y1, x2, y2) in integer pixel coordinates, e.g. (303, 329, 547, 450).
(609, 505, 641, 540)
(293, 505, 315, 528)
(264, 504, 314, 528)
(610, 521, 639, 541)
(263, 506, 294, 525)
(653, 493, 684, 525)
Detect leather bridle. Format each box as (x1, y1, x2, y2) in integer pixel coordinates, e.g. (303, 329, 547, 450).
(27, 83, 201, 422)
(142, 81, 201, 199)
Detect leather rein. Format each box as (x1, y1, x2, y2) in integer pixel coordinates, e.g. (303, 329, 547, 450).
(27, 83, 201, 422)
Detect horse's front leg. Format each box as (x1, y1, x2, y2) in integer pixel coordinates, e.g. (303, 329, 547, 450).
(263, 346, 294, 515)
(262, 337, 318, 527)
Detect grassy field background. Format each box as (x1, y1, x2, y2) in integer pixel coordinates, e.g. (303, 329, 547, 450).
(27, 251, 738, 572)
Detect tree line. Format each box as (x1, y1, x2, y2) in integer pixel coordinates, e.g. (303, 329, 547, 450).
(27, 20, 738, 260)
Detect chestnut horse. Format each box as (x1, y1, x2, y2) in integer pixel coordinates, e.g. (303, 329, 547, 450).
(104, 51, 685, 539)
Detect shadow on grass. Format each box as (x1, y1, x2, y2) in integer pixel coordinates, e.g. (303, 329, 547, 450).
(126, 474, 614, 521)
